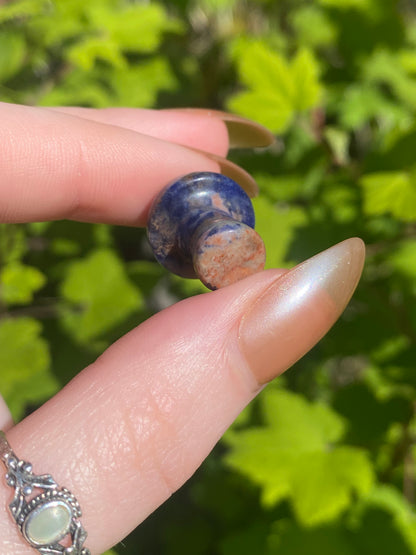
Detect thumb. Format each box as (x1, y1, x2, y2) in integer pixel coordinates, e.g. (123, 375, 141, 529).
(0, 238, 364, 554)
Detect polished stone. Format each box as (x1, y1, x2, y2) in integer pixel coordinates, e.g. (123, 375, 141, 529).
(147, 171, 265, 288)
(23, 500, 72, 546)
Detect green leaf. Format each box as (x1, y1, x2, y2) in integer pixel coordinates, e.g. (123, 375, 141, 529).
(29, 1, 88, 47)
(28, 222, 52, 235)
(225, 389, 373, 525)
(269, 521, 357, 555)
(388, 239, 416, 279)
(360, 171, 416, 221)
(324, 127, 350, 165)
(351, 485, 416, 555)
(0, 317, 57, 420)
(0, 0, 48, 23)
(0, 263, 46, 305)
(172, 274, 209, 297)
(38, 68, 113, 108)
(291, 6, 337, 48)
(363, 49, 416, 111)
(67, 38, 126, 71)
(201, 0, 239, 11)
(321, 181, 358, 224)
(337, 85, 410, 130)
(87, 3, 183, 53)
(0, 225, 26, 265)
(290, 49, 322, 112)
(0, 32, 26, 83)
(229, 90, 293, 135)
(110, 57, 178, 107)
(60, 248, 142, 342)
(318, 0, 376, 13)
(251, 196, 306, 268)
(366, 484, 416, 527)
(399, 49, 416, 74)
(228, 42, 322, 133)
(291, 448, 373, 525)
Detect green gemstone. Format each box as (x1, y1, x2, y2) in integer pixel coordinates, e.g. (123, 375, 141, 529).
(23, 500, 72, 547)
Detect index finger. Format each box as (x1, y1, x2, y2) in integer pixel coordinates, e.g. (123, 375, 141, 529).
(0, 103, 247, 226)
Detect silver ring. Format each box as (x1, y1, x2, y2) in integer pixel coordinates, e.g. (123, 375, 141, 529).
(0, 431, 90, 554)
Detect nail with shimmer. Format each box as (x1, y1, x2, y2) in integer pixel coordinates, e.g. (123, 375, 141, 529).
(166, 108, 275, 149)
(238, 238, 365, 384)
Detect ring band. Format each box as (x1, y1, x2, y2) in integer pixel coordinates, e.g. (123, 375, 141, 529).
(0, 431, 90, 554)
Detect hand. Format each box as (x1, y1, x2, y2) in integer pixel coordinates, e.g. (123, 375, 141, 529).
(0, 102, 365, 554)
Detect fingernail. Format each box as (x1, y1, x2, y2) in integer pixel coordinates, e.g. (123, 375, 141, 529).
(239, 238, 366, 384)
(215, 111, 276, 148)
(190, 147, 259, 197)
(170, 108, 275, 148)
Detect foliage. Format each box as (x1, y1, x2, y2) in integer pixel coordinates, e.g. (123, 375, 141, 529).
(228, 41, 322, 132)
(1, 0, 416, 553)
(225, 388, 374, 526)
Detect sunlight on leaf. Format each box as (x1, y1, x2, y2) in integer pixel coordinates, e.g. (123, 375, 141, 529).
(61, 249, 142, 342)
(0, 32, 26, 83)
(110, 57, 178, 107)
(225, 389, 373, 526)
(0, 263, 46, 305)
(228, 42, 322, 133)
(360, 171, 416, 222)
(290, 49, 322, 112)
(337, 85, 410, 130)
(291, 6, 337, 48)
(0, 318, 57, 420)
(363, 50, 416, 111)
(0, 0, 47, 23)
(87, 3, 183, 53)
(252, 196, 306, 268)
(292, 448, 373, 525)
(67, 38, 126, 71)
(388, 239, 416, 279)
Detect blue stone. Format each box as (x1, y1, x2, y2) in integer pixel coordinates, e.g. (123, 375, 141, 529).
(147, 172, 265, 289)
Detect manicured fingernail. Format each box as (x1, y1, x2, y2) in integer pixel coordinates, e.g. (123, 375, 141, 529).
(214, 111, 275, 148)
(190, 147, 259, 197)
(239, 238, 365, 384)
(170, 108, 275, 148)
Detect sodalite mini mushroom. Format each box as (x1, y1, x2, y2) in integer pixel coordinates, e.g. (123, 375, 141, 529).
(147, 171, 266, 290)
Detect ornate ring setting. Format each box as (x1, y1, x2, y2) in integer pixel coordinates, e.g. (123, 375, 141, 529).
(0, 431, 90, 554)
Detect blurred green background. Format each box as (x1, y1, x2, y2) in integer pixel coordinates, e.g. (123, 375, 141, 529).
(1, 0, 416, 553)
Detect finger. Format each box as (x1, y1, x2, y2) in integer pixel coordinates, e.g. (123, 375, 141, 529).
(0, 102, 257, 225)
(47, 107, 275, 151)
(46, 106, 229, 156)
(0, 239, 365, 554)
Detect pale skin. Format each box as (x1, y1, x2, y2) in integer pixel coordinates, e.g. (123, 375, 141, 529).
(0, 102, 365, 554)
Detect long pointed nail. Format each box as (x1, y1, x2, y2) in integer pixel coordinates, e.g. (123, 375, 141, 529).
(190, 147, 259, 197)
(239, 238, 366, 384)
(215, 111, 275, 148)
(169, 108, 275, 149)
